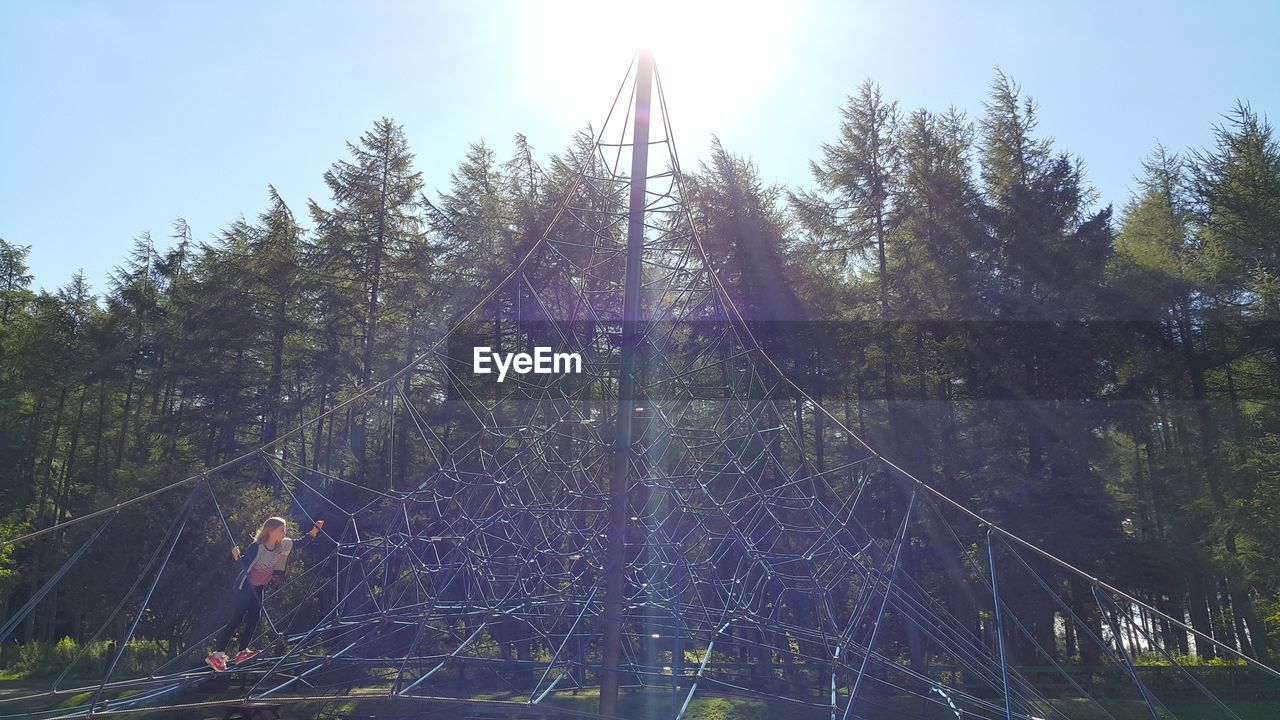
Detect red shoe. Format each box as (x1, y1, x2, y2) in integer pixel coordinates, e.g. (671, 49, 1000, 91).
(233, 649, 260, 664)
(205, 652, 228, 672)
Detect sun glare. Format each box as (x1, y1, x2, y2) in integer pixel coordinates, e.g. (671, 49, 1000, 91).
(518, 0, 796, 137)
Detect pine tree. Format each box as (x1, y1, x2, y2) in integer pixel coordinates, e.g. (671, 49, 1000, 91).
(309, 118, 426, 478)
(685, 137, 802, 323)
(1109, 144, 1223, 657)
(1187, 103, 1280, 662)
(790, 80, 904, 461)
(251, 187, 306, 452)
(975, 71, 1123, 662)
(791, 79, 901, 305)
(0, 239, 33, 324)
(311, 118, 425, 386)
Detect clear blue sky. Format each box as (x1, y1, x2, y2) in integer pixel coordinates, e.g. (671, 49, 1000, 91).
(3, 0, 1277, 292)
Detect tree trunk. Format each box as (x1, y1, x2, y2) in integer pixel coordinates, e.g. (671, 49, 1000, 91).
(56, 385, 89, 523)
(90, 381, 107, 484)
(1187, 576, 1217, 660)
(114, 364, 137, 472)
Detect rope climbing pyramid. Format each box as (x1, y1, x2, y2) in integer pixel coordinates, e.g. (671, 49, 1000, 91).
(2, 53, 1277, 720)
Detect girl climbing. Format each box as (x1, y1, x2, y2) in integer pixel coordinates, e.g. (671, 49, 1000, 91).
(206, 515, 323, 672)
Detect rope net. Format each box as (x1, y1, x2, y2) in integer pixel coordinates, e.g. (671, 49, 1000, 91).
(2, 56, 1276, 720)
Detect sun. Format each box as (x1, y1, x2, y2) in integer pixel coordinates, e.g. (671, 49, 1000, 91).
(516, 0, 797, 138)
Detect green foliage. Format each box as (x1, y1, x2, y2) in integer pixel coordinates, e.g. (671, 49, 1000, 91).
(1132, 651, 1247, 667)
(0, 637, 168, 680)
(0, 516, 25, 608)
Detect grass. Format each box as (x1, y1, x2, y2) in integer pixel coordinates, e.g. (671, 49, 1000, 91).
(477, 687, 1280, 720)
(1, 677, 1275, 719)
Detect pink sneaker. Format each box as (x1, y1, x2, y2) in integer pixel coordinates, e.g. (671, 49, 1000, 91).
(205, 652, 228, 672)
(233, 649, 260, 664)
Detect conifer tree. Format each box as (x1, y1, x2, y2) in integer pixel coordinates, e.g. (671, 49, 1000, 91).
(309, 118, 425, 477)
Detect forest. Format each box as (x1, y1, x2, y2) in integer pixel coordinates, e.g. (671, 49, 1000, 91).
(1, 69, 1278, 679)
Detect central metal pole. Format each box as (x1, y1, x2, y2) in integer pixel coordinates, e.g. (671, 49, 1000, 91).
(600, 49, 653, 719)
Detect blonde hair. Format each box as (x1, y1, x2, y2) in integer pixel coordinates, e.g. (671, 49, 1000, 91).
(254, 516, 287, 544)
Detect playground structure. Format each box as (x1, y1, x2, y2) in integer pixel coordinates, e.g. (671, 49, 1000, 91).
(2, 53, 1279, 720)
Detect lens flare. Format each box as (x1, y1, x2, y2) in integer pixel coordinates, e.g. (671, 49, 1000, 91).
(518, 0, 796, 134)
